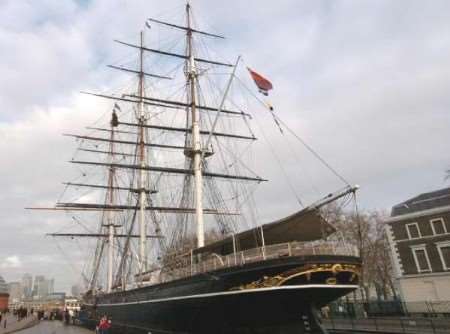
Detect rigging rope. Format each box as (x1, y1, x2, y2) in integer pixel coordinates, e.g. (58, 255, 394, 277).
(236, 76, 351, 187)
(251, 109, 304, 207)
(53, 239, 90, 285)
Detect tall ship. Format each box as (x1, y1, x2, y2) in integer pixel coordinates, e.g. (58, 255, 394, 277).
(34, 3, 361, 334)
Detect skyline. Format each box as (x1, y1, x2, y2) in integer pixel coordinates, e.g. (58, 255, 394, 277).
(1, 0, 450, 292)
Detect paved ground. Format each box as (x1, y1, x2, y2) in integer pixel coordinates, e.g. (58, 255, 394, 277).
(17, 321, 93, 334)
(0, 314, 38, 334)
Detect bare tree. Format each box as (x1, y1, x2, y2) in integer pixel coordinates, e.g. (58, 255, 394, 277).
(323, 204, 396, 301)
(367, 212, 397, 300)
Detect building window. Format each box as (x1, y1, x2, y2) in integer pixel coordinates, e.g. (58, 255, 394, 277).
(406, 223, 421, 239)
(411, 245, 431, 273)
(430, 218, 447, 235)
(436, 242, 450, 271)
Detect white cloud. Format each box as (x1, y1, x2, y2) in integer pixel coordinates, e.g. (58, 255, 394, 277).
(1, 0, 450, 290)
(1, 256, 22, 269)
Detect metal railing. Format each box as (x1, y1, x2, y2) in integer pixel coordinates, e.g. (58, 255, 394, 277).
(324, 317, 450, 334)
(323, 301, 450, 334)
(329, 300, 450, 318)
(161, 239, 359, 282)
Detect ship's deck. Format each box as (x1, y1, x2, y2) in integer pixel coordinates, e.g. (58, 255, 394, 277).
(138, 239, 359, 284)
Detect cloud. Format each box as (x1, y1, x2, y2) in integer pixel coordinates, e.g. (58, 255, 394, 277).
(1, 256, 22, 269)
(1, 0, 450, 292)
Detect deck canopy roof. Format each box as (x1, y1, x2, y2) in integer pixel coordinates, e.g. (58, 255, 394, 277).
(194, 208, 336, 256)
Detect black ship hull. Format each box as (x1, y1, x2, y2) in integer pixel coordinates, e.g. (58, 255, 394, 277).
(82, 255, 360, 334)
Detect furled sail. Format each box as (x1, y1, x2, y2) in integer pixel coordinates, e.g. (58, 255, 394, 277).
(194, 207, 334, 256)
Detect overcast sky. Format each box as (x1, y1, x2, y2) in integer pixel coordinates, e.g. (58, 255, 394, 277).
(1, 0, 450, 292)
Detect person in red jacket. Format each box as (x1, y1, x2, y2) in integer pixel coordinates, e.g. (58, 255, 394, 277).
(97, 315, 111, 334)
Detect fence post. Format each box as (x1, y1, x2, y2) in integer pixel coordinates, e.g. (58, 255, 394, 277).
(349, 312, 355, 330)
(330, 314, 335, 330)
(190, 249, 194, 275)
(401, 302, 409, 317)
(232, 233, 237, 265)
(399, 318, 405, 334)
(374, 317, 378, 331)
(430, 318, 436, 334)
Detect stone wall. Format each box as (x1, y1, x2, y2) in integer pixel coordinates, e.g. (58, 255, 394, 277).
(399, 274, 450, 302)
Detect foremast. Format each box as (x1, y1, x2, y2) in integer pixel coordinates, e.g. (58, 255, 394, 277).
(137, 31, 148, 273)
(105, 110, 119, 292)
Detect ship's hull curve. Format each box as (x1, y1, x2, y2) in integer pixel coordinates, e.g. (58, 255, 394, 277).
(82, 255, 360, 334)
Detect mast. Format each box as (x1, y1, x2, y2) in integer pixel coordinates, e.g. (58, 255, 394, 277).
(107, 122, 115, 292)
(39, 9, 270, 293)
(186, 2, 205, 248)
(105, 109, 120, 293)
(138, 30, 148, 273)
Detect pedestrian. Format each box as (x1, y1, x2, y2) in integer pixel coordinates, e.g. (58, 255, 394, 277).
(97, 315, 111, 334)
(64, 308, 70, 325)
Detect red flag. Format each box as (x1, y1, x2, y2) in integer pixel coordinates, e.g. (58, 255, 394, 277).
(247, 67, 273, 96)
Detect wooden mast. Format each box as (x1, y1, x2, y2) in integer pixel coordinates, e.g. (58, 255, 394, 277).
(186, 2, 205, 248)
(137, 30, 148, 274)
(106, 109, 118, 292)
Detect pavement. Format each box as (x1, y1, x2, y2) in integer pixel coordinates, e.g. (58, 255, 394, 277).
(16, 320, 93, 334)
(0, 314, 39, 334)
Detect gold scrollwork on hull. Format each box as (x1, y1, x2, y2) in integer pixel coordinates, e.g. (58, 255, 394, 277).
(326, 277, 337, 285)
(230, 263, 361, 291)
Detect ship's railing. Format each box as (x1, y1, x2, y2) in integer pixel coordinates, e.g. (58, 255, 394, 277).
(161, 239, 359, 282)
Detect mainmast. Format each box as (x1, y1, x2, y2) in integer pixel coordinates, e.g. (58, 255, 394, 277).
(137, 31, 148, 272)
(186, 2, 205, 248)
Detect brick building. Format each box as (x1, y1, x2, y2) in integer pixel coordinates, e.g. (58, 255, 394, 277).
(385, 187, 450, 302)
(0, 275, 10, 311)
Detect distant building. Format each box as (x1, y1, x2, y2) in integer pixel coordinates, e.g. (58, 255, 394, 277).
(385, 187, 450, 302)
(46, 292, 66, 302)
(47, 278, 54, 295)
(7, 281, 22, 304)
(71, 284, 82, 298)
(33, 275, 47, 300)
(21, 273, 33, 299)
(0, 276, 10, 311)
(64, 297, 80, 312)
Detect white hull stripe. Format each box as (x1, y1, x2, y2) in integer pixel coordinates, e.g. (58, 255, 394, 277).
(89, 284, 359, 307)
